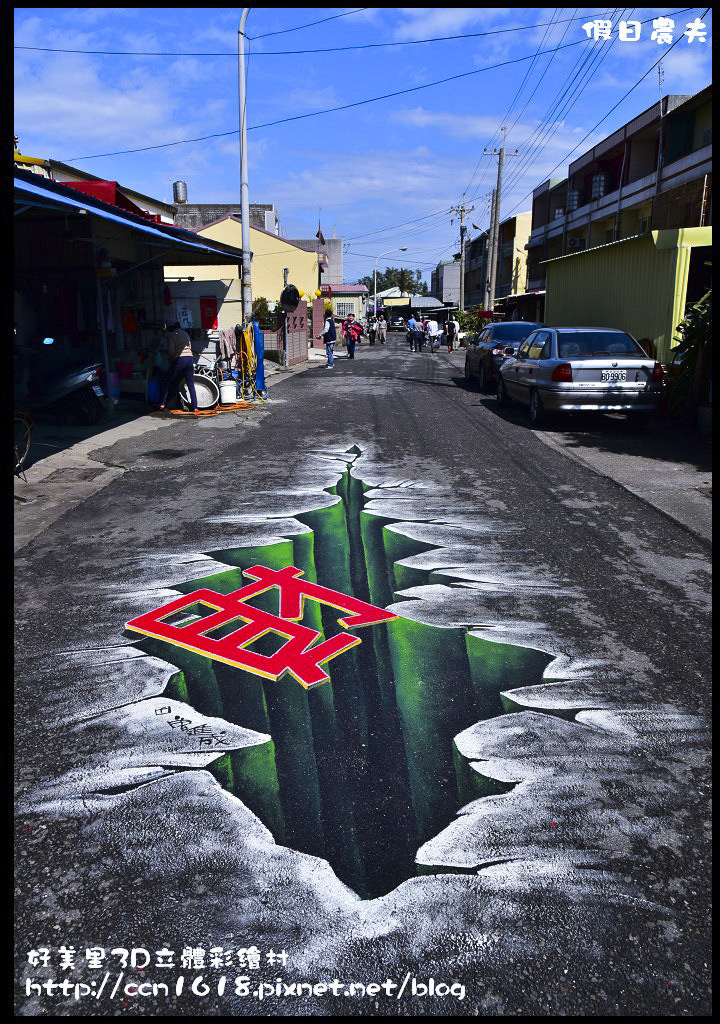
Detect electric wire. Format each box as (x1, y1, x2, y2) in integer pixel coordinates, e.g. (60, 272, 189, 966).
(62, 33, 633, 161)
(477, 5, 621, 199)
(16, 11, 659, 57)
(469, 6, 624, 212)
(462, 8, 562, 199)
(498, 7, 628, 197)
(247, 8, 369, 40)
(505, 15, 708, 216)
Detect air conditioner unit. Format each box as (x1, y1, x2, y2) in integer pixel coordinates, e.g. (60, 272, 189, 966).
(567, 237, 582, 249)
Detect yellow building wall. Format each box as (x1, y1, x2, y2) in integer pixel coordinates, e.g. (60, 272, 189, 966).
(165, 220, 319, 329)
(330, 295, 366, 319)
(544, 227, 711, 363)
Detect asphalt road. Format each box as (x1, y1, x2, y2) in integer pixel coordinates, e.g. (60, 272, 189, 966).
(15, 333, 711, 1015)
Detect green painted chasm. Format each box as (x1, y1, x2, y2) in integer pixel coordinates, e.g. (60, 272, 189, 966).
(134, 465, 550, 899)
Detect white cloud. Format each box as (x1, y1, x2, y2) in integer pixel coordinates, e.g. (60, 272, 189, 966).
(391, 7, 511, 41)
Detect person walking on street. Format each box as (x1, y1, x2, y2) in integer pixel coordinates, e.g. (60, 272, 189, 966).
(157, 320, 198, 413)
(344, 313, 362, 359)
(412, 320, 424, 353)
(427, 316, 440, 353)
(446, 316, 458, 352)
(376, 313, 387, 345)
(317, 309, 336, 368)
(406, 313, 417, 350)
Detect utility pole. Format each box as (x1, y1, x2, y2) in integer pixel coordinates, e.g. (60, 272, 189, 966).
(655, 62, 665, 197)
(238, 8, 252, 324)
(485, 188, 497, 310)
(282, 267, 289, 366)
(483, 128, 518, 314)
(450, 200, 474, 311)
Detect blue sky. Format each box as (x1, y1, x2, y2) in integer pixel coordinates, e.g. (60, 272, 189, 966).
(14, 7, 713, 286)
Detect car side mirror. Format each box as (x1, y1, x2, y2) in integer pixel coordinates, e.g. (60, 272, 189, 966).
(504, 346, 515, 356)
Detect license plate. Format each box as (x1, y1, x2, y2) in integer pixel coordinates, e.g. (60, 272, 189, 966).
(601, 370, 626, 382)
(91, 385, 104, 396)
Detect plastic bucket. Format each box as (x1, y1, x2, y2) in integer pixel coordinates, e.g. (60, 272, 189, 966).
(102, 370, 120, 400)
(220, 380, 237, 404)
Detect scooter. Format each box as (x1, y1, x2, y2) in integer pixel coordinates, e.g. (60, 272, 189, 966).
(15, 340, 109, 424)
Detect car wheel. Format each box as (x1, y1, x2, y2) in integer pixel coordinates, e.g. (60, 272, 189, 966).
(478, 362, 487, 393)
(529, 388, 546, 427)
(464, 358, 472, 381)
(496, 375, 510, 407)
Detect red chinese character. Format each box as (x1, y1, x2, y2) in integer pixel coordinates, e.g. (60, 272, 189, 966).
(126, 566, 397, 689)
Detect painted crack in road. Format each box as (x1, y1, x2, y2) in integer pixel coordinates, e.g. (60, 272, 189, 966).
(19, 445, 708, 917)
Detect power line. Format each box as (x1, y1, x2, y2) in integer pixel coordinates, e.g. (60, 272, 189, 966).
(14, 11, 649, 58)
(463, 9, 562, 198)
(62, 34, 610, 161)
(471, 5, 623, 206)
(505, 12, 709, 216)
(499, 7, 628, 199)
(462, 5, 698, 208)
(344, 206, 452, 242)
(468, 5, 620, 206)
(247, 9, 369, 40)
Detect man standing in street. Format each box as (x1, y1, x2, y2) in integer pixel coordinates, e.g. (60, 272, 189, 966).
(446, 316, 458, 352)
(376, 313, 387, 345)
(157, 320, 198, 413)
(317, 309, 336, 368)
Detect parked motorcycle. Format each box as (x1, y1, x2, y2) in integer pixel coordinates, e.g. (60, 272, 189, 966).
(14, 341, 109, 424)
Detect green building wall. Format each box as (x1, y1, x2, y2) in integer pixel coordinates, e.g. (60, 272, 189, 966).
(544, 227, 711, 363)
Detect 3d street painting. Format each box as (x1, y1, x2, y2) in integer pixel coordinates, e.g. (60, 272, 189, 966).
(16, 443, 709, 1013)
(123, 460, 553, 899)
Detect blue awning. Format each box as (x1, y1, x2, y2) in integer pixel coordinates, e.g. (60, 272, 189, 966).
(14, 175, 243, 264)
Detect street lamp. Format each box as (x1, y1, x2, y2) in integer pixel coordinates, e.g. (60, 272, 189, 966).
(238, 8, 252, 324)
(374, 246, 407, 322)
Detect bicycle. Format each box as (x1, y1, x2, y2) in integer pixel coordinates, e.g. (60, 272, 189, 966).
(13, 409, 33, 476)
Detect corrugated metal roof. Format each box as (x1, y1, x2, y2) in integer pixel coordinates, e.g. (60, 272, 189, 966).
(14, 171, 244, 263)
(543, 227, 711, 363)
(542, 233, 646, 264)
(321, 283, 368, 294)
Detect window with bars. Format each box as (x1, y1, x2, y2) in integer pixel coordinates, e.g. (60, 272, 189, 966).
(335, 301, 354, 317)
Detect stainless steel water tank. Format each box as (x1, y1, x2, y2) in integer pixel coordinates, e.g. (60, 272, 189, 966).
(173, 180, 188, 204)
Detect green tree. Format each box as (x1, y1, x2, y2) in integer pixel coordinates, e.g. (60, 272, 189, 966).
(361, 266, 427, 295)
(669, 282, 712, 415)
(396, 268, 414, 296)
(252, 296, 270, 322)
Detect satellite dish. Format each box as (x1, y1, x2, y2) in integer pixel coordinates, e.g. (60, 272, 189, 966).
(279, 284, 300, 312)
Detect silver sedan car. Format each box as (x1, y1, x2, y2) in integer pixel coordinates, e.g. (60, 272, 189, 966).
(496, 327, 665, 426)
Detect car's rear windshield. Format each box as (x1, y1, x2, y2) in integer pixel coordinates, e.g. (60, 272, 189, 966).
(491, 323, 539, 341)
(557, 331, 646, 358)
